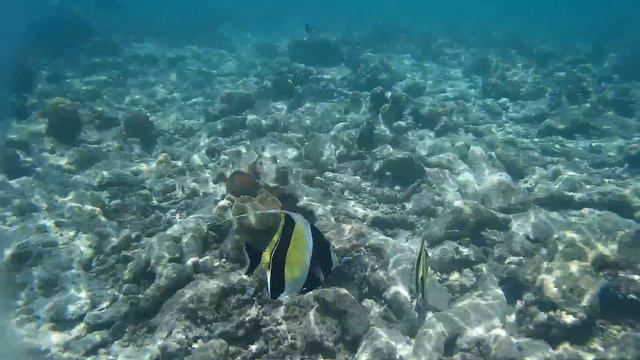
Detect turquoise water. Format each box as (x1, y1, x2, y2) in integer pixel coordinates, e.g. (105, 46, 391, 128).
(1, 1, 639, 359)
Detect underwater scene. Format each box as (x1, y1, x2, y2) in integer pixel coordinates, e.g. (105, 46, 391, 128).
(1, 0, 640, 359)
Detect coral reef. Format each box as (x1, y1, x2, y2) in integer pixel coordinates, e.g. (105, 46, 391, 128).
(45, 97, 83, 146)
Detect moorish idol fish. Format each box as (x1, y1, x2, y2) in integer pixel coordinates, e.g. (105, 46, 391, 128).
(414, 236, 429, 312)
(224, 210, 336, 300)
(259, 211, 335, 299)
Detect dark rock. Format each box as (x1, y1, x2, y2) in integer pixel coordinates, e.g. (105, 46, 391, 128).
(44, 293, 89, 326)
(156, 341, 185, 359)
(94, 110, 120, 130)
(274, 166, 290, 186)
(591, 253, 623, 273)
(0, 147, 32, 180)
(481, 77, 520, 100)
(356, 121, 375, 150)
(12, 199, 39, 216)
(434, 118, 463, 137)
(380, 92, 408, 126)
(495, 150, 528, 181)
(368, 214, 415, 230)
(430, 241, 479, 273)
(531, 185, 579, 211)
(374, 155, 425, 186)
(518, 306, 594, 348)
(368, 86, 388, 115)
(45, 97, 83, 146)
(597, 278, 640, 322)
(266, 73, 296, 100)
(135, 263, 193, 318)
(351, 55, 403, 91)
(536, 117, 601, 139)
(66, 145, 104, 172)
(287, 38, 344, 67)
(464, 56, 494, 77)
(123, 111, 157, 151)
(219, 91, 255, 116)
(409, 106, 446, 130)
(123, 253, 150, 283)
(94, 170, 144, 191)
(402, 80, 426, 98)
(84, 299, 130, 331)
(564, 82, 591, 105)
(427, 200, 511, 245)
(314, 288, 370, 347)
(204, 144, 223, 159)
(408, 190, 440, 217)
(581, 188, 636, 220)
(499, 273, 527, 306)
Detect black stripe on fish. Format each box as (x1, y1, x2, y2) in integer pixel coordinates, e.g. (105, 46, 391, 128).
(268, 212, 296, 299)
(301, 223, 333, 293)
(311, 223, 333, 277)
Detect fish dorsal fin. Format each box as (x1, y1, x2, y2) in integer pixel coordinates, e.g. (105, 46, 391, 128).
(262, 212, 286, 269)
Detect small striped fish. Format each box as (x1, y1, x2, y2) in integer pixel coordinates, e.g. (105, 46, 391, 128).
(414, 237, 429, 310)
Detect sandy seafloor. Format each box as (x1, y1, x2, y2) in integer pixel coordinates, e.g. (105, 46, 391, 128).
(1, 27, 640, 360)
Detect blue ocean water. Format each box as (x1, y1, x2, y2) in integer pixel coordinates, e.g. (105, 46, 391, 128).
(1, 0, 639, 122)
(1, 1, 639, 359)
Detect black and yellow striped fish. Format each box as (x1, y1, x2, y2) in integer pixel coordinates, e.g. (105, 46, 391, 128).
(414, 237, 429, 307)
(258, 211, 335, 299)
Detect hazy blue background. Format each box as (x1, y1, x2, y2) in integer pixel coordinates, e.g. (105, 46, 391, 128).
(0, 6, 637, 195)
(1, 0, 639, 81)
